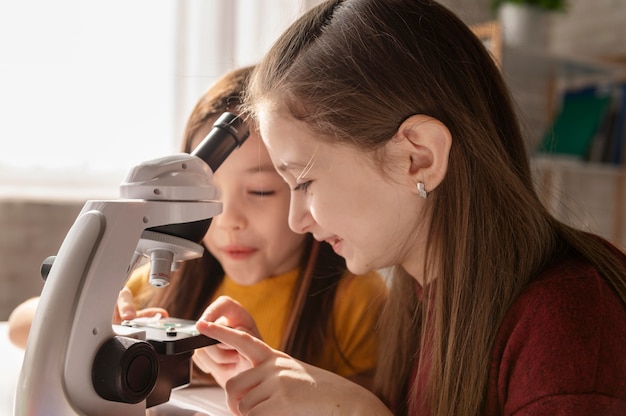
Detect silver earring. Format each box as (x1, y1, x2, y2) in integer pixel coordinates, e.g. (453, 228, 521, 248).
(417, 182, 428, 199)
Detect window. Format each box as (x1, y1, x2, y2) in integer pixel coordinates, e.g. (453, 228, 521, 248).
(0, 0, 320, 200)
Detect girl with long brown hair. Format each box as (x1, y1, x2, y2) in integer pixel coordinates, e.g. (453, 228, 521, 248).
(195, 1, 626, 415)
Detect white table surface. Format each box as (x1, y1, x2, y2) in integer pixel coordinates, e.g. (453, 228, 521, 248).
(0, 322, 24, 415)
(0, 322, 230, 415)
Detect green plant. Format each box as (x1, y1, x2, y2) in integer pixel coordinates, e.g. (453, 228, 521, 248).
(490, 0, 566, 12)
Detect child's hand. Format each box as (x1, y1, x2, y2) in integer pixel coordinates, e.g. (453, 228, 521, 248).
(112, 287, 136, 323)
(112, 287, 168, 324)
(193, 296, 262, 387)
(197, 321, 393, 416)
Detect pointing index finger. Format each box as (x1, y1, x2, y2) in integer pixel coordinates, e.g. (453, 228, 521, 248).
(196, 321, 274, 366)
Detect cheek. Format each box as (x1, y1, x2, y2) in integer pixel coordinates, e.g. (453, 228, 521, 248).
(307, 197, 347, 234)
(202, 226, 221, 260)
(315, 176, 409, 242)
(202, 223, 218, 245)
(308, 183, 362, 227)
(261, 208, 306, 258)
(271, 203, 296, 236)
(255, 195, 294, 232)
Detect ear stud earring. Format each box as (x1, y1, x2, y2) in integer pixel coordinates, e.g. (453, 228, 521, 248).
(417, 182, 428, 199)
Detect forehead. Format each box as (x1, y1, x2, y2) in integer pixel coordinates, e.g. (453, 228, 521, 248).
(257, 107, 323, 172)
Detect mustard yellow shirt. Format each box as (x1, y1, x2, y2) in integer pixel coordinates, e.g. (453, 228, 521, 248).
(126, 265, 387, 379)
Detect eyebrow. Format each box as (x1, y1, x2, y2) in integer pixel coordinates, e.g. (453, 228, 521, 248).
(277, 162, 305, 173)
(246, 163, 280, 174)
(278, 145, 319, 177)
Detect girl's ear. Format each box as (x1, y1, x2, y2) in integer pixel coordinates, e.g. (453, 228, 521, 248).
(389, 114, 452, 195)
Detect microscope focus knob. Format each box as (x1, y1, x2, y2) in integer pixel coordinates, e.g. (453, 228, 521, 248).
(92, 336, 159, 404)
(40, 255, 55, 281)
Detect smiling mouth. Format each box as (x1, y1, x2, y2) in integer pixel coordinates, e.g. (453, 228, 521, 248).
(222, 247, 257, 260)
(323, 237, 343, 253)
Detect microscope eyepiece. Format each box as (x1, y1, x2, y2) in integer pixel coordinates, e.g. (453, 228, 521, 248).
(191, 111, 250, 172)
(146, 111, 250, 245)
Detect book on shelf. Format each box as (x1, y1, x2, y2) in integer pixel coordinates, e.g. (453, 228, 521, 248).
(537, 82, 626, 165)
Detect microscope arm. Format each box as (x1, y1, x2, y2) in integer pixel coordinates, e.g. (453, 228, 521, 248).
(17, 199, 221, 416)
(15, 112, 249, 416)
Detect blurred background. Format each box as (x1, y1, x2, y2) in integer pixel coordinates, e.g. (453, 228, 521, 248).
(1, 0, 625, 320)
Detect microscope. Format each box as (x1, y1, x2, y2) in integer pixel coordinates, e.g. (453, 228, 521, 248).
(14, 112, 249, 416)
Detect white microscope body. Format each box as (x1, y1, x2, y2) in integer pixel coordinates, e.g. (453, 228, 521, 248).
(14, 112, 249, 416)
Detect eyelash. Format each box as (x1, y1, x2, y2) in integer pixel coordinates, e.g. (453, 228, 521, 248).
(249, 190, 276, 196)
(293, 181, 311, 192)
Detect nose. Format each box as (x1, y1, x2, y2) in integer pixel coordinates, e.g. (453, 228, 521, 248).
(288, 192, 315, 234)
(213, 193, 246, 231)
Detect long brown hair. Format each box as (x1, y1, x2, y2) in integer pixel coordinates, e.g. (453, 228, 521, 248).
(244, 0, 626, 414)
(148, 66, 348, 369)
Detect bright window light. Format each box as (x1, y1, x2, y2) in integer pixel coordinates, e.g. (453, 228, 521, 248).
(0, 0, 320, 200)
(0, 0, 176, 199)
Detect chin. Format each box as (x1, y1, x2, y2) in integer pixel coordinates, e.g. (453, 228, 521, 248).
(345, 259, 374, 276)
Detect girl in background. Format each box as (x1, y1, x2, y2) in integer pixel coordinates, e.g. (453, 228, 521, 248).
(9, 66, 386, 391)
(116, 65, 386, 389)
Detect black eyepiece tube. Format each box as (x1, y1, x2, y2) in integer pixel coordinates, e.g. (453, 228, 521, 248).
(147, 112, 249, 243)
(191, 112, 250, 172)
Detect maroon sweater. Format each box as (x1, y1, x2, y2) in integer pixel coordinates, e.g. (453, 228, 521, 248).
(483, 251, 626, 415)
(406, 246, 626, 415)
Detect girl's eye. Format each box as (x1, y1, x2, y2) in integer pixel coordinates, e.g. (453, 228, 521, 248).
(293, 180, 312, 192)
(249, 190, 276, 196)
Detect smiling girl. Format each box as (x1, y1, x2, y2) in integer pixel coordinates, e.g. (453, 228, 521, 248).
(120, 66, 387, 389)
(9, 66, 387, 392)
(194, 1, 626, 415)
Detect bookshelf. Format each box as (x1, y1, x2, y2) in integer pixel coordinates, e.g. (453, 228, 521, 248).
(505, 47, 626, 249)
(502, 45, 626, 154)
(532, 156, 626, 249)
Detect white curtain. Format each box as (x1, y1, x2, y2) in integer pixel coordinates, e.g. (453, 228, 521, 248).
(173, 0, 322, 145)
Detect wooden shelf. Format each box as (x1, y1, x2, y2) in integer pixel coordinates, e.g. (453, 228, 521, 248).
(532, 156, 626, 249)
